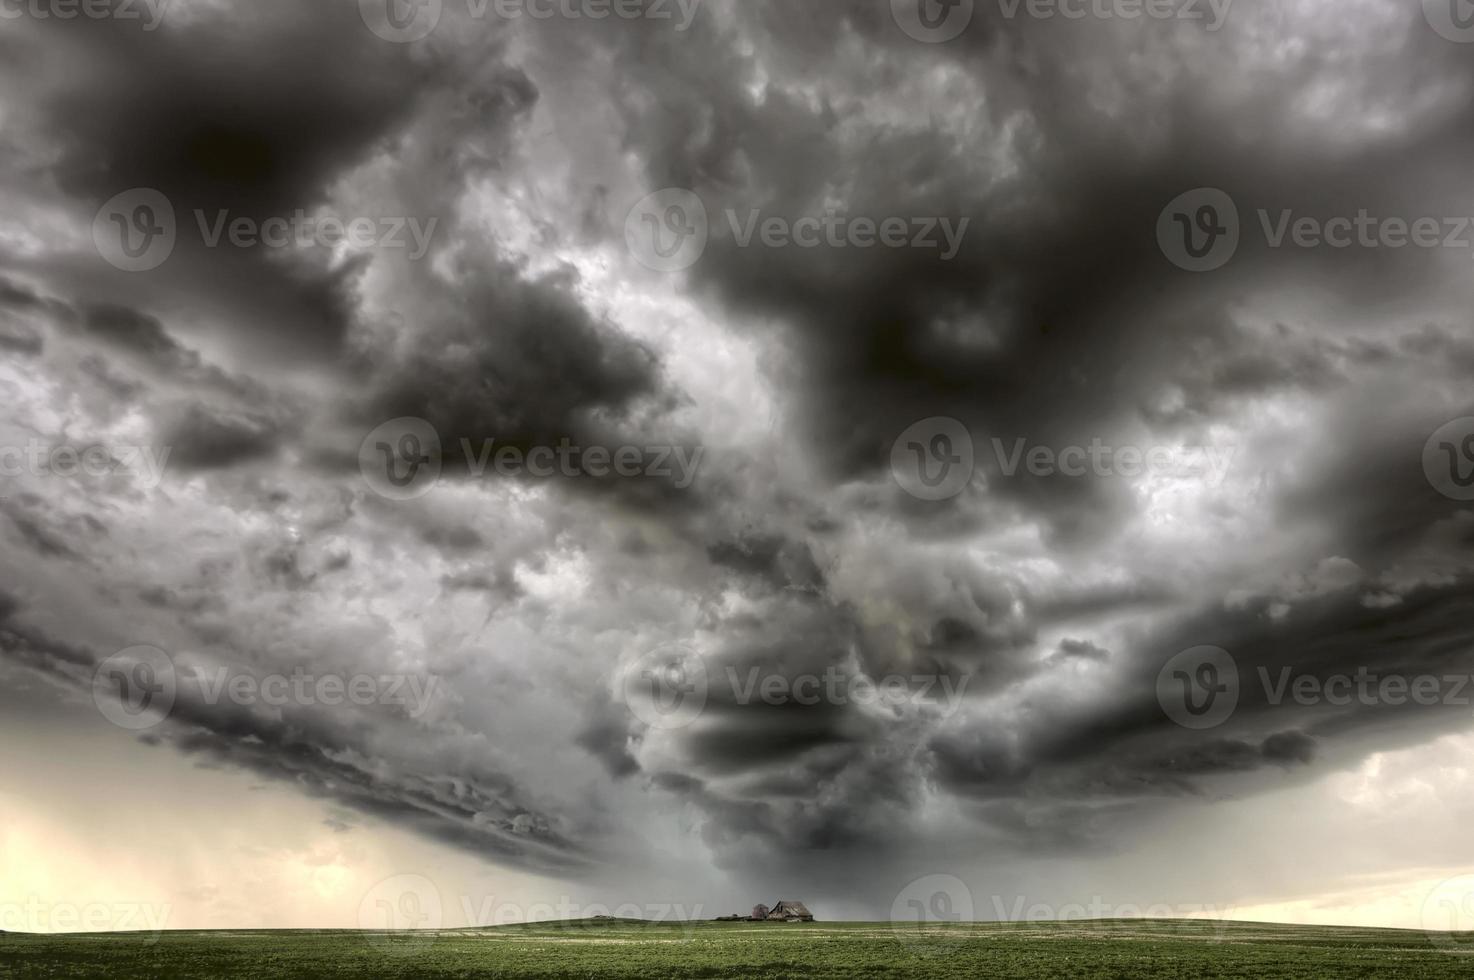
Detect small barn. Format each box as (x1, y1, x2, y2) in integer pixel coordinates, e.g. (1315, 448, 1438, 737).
(765, 900, 814, 922)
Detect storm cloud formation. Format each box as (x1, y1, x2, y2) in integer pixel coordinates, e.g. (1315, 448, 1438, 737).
(3, 0, 1474, 923)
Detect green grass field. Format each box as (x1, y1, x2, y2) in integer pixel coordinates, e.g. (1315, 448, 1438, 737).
(3, 918, 1472, 978)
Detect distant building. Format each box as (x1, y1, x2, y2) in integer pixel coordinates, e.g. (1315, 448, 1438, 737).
(765, 900, 814, 922)
(713, 900, 815, 923)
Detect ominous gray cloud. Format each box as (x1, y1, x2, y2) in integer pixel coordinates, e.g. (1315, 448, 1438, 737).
(3, 0, 1474, 924)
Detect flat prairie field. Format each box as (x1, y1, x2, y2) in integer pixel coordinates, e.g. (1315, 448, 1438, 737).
(3, 918, 1473, 978)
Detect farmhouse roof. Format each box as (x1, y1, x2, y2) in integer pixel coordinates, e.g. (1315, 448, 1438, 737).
(769, 900, 812, 917)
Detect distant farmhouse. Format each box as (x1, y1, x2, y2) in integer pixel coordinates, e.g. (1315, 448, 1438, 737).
(715, 900, 815, 922)
(766, 901, 813, 922)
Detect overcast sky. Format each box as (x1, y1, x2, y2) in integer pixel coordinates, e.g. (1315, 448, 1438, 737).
(3, 0, 1474, 936)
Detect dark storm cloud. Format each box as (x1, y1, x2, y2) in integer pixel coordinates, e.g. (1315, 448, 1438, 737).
(440, 568, 525, 602)
(0, 596, 599, 876)
(360, 264, 664, 450)
(576, 707, 641, 780)
(349, 254, 708, 511)
(706, 530, 826, 593)
(605, 2, 1474, 543)
(1271, 395, 1474, 563)
(158, 403, 283, 471)
(0, 1, 442, 357)
(1051, 639, 1111, 664)
(160, 719, 594, 876)
(0, 321, 43, 357)
(7, 0, 1474, 896)
(542, 1, 1474, 863)
(930, 573, 1474, 828)
(78, 304, 189, 364)
(0, 494, 106, 561)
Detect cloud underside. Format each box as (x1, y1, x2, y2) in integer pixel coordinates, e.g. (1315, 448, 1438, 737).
(1, 0, 1473, 886)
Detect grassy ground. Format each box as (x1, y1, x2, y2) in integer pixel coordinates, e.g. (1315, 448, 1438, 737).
(3, 918, 1473, 978)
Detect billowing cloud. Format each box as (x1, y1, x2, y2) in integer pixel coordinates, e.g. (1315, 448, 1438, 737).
(3, 0, 1474, 927)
